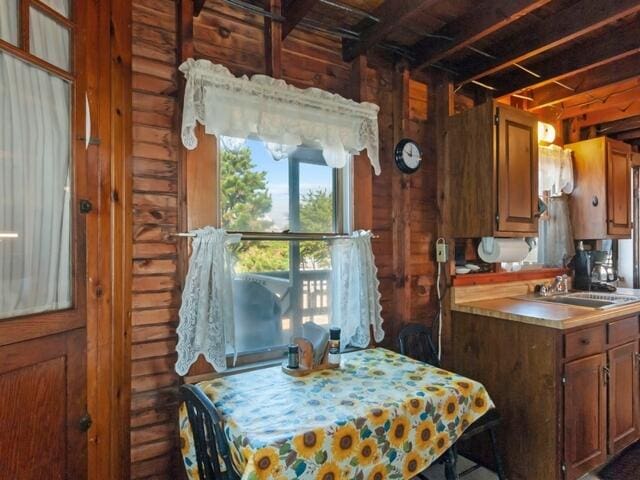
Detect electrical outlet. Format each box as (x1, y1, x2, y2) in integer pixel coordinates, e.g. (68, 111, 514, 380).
(436, 242, 448, 263)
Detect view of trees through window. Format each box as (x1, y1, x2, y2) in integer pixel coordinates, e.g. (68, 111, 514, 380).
(220, 139, 335, 272)
(219, 137, 345, 354)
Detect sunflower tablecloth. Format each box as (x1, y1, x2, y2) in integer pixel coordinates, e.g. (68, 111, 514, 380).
(179, 348, 494, 480)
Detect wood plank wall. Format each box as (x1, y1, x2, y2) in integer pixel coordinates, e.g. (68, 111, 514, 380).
(130, 0, 182, 477)
(128, 0, 451, 476)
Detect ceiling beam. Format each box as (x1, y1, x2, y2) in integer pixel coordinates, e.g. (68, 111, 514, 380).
(455, 0, 640, 86)
(343, 0, 440, 62)
(264, 0, 283, 77)
(282, 0, 321, 39)
(557, 86, 640, 120)
(527, 54, 640, 110)
(193, 0, 206, 16)
(597, 114, 640, 135)
(411, 0, 551, 71)
(492, 20, 640, 97)
(613, 128, 640, 141)
(564, 101, 640, 128)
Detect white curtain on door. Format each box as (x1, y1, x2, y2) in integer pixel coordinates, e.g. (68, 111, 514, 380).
(330, 230, 384, 350)
(175, 228, 241, 375)
(0, 2, 72, 319)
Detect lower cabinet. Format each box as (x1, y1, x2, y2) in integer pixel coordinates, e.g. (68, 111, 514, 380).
(564, 354, 607, 480)
(564, 334, 640, 480)
(451, 311, 640, 480)
(608, 341, 640, 454)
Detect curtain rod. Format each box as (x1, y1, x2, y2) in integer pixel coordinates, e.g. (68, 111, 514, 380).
(170, 232, 379, 240)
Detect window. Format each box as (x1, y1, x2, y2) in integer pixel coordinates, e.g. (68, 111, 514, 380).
(219, 136, 351, 357)
(1, 0, 74, 319)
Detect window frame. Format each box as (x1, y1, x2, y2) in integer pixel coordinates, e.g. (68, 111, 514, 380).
(0, 0, 87, 329)
(216, 136, 354, 364)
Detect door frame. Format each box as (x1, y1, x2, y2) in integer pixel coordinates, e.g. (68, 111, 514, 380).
(0, 0, 132, 477)
(84, 0, 133, 478)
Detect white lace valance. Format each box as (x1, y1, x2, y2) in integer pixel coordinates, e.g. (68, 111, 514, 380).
(179, 59, 381, 175)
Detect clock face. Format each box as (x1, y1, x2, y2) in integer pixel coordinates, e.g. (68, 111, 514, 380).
(394, 139, 422, 174)
(402, 142, 421, 169)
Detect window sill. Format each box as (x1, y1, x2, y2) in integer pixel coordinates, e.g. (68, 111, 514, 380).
(184, 346, 366, 384)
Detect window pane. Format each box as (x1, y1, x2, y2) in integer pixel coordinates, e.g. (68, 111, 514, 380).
(233, 241, 290, 353)
(0, 52, 72, 319)
(298, 161, 336, 233)
(220, 137, 339, 233)
(40, 0, 69, 17)
(232, 240, 331, 354)
(0, 0, 19, 45)
(30, 7, 70, 71)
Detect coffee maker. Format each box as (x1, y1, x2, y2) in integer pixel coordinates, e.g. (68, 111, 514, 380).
(572, 249, 593, 291)
(571, 245, 617, 292)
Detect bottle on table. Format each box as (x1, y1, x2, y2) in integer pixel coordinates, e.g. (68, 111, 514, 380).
(328, 327, 341, 366)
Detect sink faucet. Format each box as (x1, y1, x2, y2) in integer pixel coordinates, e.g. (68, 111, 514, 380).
(537, 275, 569, 297)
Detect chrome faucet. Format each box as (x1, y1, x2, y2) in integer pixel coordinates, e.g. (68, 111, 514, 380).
(537, 275, 569, 297)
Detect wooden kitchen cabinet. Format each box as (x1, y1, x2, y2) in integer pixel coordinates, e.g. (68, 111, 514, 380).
(447, 101, 539, 238)
(567, 137, 632, 239)
(451, 312, 640, 480)
(564, 354, 607, 480)
(607, 341, 640, 454)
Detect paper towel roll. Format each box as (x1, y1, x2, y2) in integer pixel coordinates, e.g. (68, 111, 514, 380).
(478, 237, 530, 263)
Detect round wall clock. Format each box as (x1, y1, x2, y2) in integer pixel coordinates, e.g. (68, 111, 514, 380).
(394, 139, 422, 174)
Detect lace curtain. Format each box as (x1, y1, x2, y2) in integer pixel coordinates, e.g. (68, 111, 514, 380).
(0, 0, 72, 318)
(179, 59, 381, 175)
(538, 146, 575, 267)
(330, 231, 384, 350)
(539, 144, 574, 196)
(175, 228, 241, 375)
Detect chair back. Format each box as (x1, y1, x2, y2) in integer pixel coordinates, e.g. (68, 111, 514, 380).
(180, 384, 239, 480)
(398, 323, 440, 367)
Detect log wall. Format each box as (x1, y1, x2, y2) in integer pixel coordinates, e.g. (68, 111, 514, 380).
(129, 0, 442, 477)
(131, 0, 182, 477)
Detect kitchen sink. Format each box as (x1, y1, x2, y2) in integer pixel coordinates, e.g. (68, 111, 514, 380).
(531, 292, 640, 309)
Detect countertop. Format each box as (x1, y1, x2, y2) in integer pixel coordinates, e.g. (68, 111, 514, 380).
(452, 288, 640, 330)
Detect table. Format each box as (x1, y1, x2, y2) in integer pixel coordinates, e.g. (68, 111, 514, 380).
(179, 348, 494, 480)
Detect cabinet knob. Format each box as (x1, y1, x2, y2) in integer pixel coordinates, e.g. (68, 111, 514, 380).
(580, 338, 590, 345)
(592, 196, 599, 207)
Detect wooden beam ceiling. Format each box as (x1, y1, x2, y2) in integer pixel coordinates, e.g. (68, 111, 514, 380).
(264, 0, 283, 77)
(492, 20, 640, 97)
(556, 85, 640, 120)
(343, 0, 440, 61)
(411, 0, 551, 71)
(454, 0, 640, 87)
(193, 0, 206, 16)
(597, 114, 640, 135)
(526, 54, 640, 110)
(574, 102, 640, 128)
(282, 0, 320, 39)
(613, 128, 640, 141)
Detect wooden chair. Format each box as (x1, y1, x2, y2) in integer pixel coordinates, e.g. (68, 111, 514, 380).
(398, 323, 507, 480)
(180, 384, 240, 480)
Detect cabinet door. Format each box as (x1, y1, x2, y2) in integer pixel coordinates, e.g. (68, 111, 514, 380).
(608, 342, 640, 454)
(496, 106, 539, 235)
(606, 140, 632, 236)
(564, 354, 607, 480)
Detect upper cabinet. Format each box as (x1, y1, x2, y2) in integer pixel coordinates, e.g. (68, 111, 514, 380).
(567, 137, 631, 239)
(446, 101, 539, 238)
